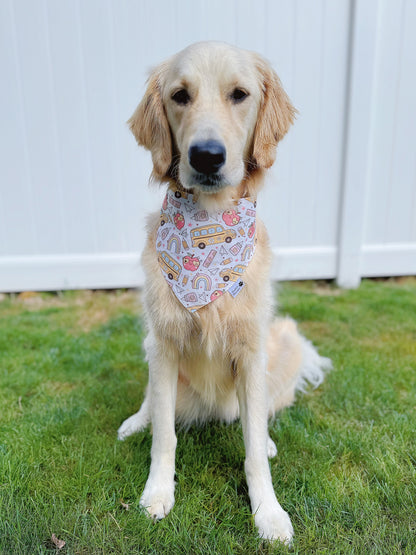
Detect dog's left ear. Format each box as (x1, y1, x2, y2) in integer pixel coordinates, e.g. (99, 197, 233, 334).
(128, 65, 172, 179)
(252, 55, 297, 169)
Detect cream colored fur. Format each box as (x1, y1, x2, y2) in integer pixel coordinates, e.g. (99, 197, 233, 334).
(118, 42, 331, 544)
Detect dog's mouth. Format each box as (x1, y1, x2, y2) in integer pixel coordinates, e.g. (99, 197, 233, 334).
(190, 171, 229, 193)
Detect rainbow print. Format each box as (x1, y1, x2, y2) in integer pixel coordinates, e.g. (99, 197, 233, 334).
(167, 234, 181, 254)
(192, 273, 212, 291)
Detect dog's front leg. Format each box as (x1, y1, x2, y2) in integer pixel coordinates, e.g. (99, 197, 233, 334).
(140, 333, 178, 520)
(237, 351, 294, 544)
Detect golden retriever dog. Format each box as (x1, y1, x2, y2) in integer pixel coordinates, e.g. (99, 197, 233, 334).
(118, 41, 331, 544)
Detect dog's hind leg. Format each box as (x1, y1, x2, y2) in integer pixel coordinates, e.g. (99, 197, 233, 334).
(266, 317, 331, 416)
(117, 390, 151, 440)
(267, 436, 278, 458)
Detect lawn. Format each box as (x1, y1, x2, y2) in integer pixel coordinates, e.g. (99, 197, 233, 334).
(0, 280, 415, 554)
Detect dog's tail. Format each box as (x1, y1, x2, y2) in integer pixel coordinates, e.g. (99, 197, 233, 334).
(266, 317, 332, 416)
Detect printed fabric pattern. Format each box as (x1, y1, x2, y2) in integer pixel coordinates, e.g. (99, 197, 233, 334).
(156, 188, 257, 312)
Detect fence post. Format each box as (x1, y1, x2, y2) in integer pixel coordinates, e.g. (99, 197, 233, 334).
(337, 0, 381, 288)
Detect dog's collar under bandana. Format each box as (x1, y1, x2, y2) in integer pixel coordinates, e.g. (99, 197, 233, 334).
(156, 187, 257, 312)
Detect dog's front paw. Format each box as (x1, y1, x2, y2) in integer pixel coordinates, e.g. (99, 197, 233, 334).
(140, 481, 175, 520)
(255, 501, 294, 544)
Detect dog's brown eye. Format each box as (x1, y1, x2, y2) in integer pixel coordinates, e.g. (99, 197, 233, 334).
(171, 89, 191, 105)
(230, 88, 249, 103)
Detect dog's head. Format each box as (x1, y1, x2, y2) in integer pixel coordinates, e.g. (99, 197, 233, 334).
(129, 42, 296, 195)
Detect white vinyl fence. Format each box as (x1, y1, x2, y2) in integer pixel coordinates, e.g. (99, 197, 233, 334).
(1, 0, 415, 292)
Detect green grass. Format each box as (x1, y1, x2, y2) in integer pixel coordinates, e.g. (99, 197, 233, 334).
(0, 280, 415, 554)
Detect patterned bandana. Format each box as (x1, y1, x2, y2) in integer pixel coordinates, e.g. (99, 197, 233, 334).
(156, 187, 257, 312)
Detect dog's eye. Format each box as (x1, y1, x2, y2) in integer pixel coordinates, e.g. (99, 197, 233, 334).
(171, 89, 191, 105)
(230, 88, 249, 103)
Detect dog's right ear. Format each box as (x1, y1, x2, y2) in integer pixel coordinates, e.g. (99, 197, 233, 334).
(128, 66, 172, 179)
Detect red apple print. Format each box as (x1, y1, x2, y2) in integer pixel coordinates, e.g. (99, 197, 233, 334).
(174, 212, 185, 230)
(183, 255, 200, 271)
(222, 209, 240, 226)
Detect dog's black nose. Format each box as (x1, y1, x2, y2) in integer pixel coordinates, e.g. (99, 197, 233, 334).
(188, 140, 226, 175)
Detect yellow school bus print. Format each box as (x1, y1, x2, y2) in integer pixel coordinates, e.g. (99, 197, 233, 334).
(160, 212, 171, 226)
(220, 264, 246, 282)
(158, 251, 182, 281)
(191, 224, 237, 249)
